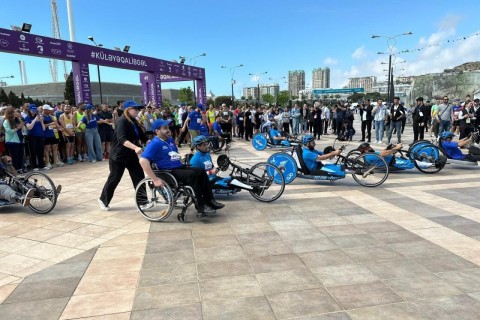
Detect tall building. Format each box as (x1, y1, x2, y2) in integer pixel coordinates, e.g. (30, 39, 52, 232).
(259, 83, 279, 97)
(288, 70, 305, 97)
(312, 67, 330, 89)
(347, 76, 377, 93)
(243, 87, 258, 99)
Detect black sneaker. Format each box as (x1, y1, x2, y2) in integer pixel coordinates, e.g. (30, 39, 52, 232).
(207, 199, 225, 210)
(197, 205, 216, 217)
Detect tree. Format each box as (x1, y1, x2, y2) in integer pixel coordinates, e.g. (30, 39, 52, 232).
(277, 90, 290, 106)
(206, 98, 214, 106)
(248, 95, 253, 101)
(241, 96, 246, 100)
(64, 72, 75, 104)
(262, 93, 274, 105)
(178, 87, 194, 105)
(0, 89, 8, 104)
(8, 91, 21, 106)
(214, 96, 233, 107)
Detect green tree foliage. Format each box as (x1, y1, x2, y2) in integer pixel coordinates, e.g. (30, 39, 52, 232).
(348, 92, 365, 102)
(0, 89, 8, 104)
(64, 72, 75, 104)
(214, 96, 233, 107)
(262, 93, 274, 105)
(276, 90, 290, 106)
(206, 98, 215, 106)
(178, 87, 194, 105)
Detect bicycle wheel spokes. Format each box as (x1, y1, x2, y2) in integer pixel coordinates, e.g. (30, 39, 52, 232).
(351, 154, 389, 187)
(135, 178, 174, 221)
(25, 172, 57, 214)
(247, 162, 285, 202)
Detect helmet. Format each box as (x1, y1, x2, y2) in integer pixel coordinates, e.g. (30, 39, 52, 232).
(302, 134, 315, 145)
(323, 146, 336, 154)
(439, 131, 455, 139)
(357, 142, 373, 153)
(192, 135, 210, 147)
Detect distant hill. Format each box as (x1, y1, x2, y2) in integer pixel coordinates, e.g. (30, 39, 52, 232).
(452, 61, 480, 72)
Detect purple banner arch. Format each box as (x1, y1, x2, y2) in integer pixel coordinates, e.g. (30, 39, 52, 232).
(0, 27, 206, 105)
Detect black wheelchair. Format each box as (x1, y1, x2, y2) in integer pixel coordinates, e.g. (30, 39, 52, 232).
(0, 169, 61, 214)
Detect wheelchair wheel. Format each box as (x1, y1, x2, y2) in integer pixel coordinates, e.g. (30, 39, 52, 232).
(23, 172, 58, 214)
(412, 145, 447, 174)
(135, 178, 174, 222)
(247, 162, 285, 202)
(252, 133, 268, 151)
(350, 154, 389, 187)
(209, 139, 225, 153)
(267, 153, 297, 184)
(408, 140, 433, 158)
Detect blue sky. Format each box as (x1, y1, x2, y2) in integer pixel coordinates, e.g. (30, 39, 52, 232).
(1, 0, 480, 98)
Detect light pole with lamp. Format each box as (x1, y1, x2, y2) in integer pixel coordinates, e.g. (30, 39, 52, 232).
(221, 64, 244, 108)
(268, 76, 285, 106)
(372, 32, 412, 104)
(187, 53, 206, 105)
(0, 75, 14, 86)
(248, 72, 268, 107)
(87, 36, 104, 104)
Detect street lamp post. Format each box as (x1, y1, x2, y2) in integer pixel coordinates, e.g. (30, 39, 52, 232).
(88, 36, 104, 104)
(269, 76, 286, 106)
(372, 32, 412, 104)
(249, 72, 268, 106)
(0, 75, 14, 86)
(221, 64, 244, 108)
(188, 53, 206, 105)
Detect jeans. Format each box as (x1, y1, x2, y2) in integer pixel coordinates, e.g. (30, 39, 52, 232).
(375, 120, 385, 142)
(292, 119, 300, 135)
(439, 120, 451, 135)
(387, 121, 402, 143)
(85, 127, 103, 161)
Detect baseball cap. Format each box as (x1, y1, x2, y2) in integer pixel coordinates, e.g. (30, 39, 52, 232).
(42, 104, 54, 110)
(152, 119, 172, 131)
(197, 103, 204, 111)
(85, 104, 94, 110)
(29, 104, 38, 112)
(123, 100, 144, 109)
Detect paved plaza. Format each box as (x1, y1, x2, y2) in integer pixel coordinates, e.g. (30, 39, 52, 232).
(1, 123, 480, 319)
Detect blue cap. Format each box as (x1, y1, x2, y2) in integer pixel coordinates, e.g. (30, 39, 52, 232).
(29, 103, 37, 111)
(180, 102, 186, 106)
(123, 100, 144, 109)
(197, 103, 204, 111)
(152, 119, 172, 131)
(85, 104, 94, 110)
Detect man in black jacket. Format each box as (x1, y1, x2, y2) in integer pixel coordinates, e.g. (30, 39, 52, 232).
(387, 97, 405, 144)
(359, 99, 373, 142)
(412, 97, 428, 141)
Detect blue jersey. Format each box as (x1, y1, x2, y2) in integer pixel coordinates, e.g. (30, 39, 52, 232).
(199, 124, 209, 136)
(442, 140, 465, 160)
(189, 151, 216, 178)
(213, 121, 223, 135)
(302, 148, 323, 172)
(81, 114, 100, 129)
(188, 111, 202, 130)
(24, 115, 44, 137)
(141, 136, 183, 169)
(42, 115, 55, 138)
(269, 128, 281, 144)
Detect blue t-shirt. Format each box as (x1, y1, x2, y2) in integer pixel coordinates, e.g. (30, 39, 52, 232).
(141, 136, 183, 169)
(189, 151, 216, 178)
(212, 121, 223, 135)
(442, 140, 465, 160)
(81, 114, 100, 129)
(199, 124, 209, 136)
(42, 115, 55, 138)
(302, 147, 323, 172)
(269, 128, 282, 145)
(24, 115, 44, 137)
(188, 111, 202, 130)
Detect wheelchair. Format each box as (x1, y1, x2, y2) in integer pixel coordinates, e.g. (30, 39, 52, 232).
(134, 167, 198, 223)
(268, 143, 389, 187)
(252, 130, 300, 151)
(206, 135, 227, 153)
(432, 127, 480, 168)
(0, 170, 61, 214)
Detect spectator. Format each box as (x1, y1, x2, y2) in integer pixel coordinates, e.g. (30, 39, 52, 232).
(437, 96, 454, 135)
(42, 105, 63, 168)
(412, 97, 428, 141)
(372, 99, 387, 143)
(24, 104, 46, 171)
(59, 105, 76, 165)
(74, 103, 88, 162)
(291, 103, 301, 135)
(244, 105, 253, 141)
(387, 97, 405, 144)
(181, 104, 203, 149)
(359, 100, 373, 142)
(3, 107, 23, 172)
(97, 103, 114, 160)
(458, 100, 474, 139)
(78, 104, 103, 162)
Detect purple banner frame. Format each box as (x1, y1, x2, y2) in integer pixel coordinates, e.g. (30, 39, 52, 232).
(0, 27, 206, 105)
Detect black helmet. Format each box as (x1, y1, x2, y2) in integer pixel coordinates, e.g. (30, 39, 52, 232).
(357, 142, 374, 153)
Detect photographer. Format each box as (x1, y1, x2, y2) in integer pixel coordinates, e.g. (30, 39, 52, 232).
(24, 104, 46, 171)
(2, 107, 24, 172)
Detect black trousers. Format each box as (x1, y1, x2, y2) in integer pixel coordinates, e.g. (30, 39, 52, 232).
(171, 167, 213, 207)
(100, 157, 145, 206)
(5, 143, 24, 170)
(282, 123, 290, 133)
(361, 120, 372, 141)
(313, 122, 322, 139)
(238, 124, 244, 138)
(323, 119, 329, 134)
(413, 122, 425, 141)
(245, 125, 253, 140)
(28, 136, 45, 169)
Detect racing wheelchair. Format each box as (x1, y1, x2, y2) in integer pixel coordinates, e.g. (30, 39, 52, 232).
(134, 156, 285, 222)
(252, 130, 300, 151)
(431, 128, 480, 167)
(0, 158, 61, 214)
(268, 140, 389, 187)
(346, 142, 447, 174)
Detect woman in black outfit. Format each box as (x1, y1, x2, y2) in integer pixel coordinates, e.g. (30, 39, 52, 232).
(98, 100, 147, 210)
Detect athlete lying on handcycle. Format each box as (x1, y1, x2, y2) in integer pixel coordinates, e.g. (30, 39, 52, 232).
(301, 134, 344, 176)
(0, 156, 35, 207)
(268, 123, 293, 147)
(440, 131, 480, 162)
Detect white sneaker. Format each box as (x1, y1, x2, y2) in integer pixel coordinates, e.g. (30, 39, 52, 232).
(56, 162, 64, 167)
(84, 154, 89, 160)
(78, 155, 83, 162)
(140, 202, 154, 210)
(33, 168, 40, 172)
(97, 198, 110, 211)
(91, 160, 97, 163)
(42, 166, 51, 170)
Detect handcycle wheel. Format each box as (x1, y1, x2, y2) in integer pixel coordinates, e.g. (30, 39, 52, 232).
(346, 150, 361, 166)
(209, 138, 226, 153)
(268, 152, 297, 184)
(247, 162, 285, 202)
(135, 178, 174, 222)
(350, 154, 389, 187)
(408, 140, 433, 158)
(252, 133, 268, 151)
(23, 172, 58, 214)
(412, 145, 447, 174)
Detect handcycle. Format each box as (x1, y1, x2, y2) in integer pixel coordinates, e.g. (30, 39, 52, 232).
(0, 161, 61, 214)
(346, 141, 447, 174)
(268, 141, 389, 187)
(252, 126, 301, 151)
(134, 156, 285, 222)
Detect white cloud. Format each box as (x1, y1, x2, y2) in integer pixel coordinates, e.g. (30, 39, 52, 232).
(352, 46, 366, 60)
(250, 75, 260, 82)
(323, 57, 338, 65)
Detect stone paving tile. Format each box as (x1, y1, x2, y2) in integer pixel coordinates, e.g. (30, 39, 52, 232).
(371, 230, 424, 244)
(256, 268, 322, 295)
(299, 249, 357, 268)
(430, 215, 479, 228)
(436, 268, 480, 292)
(131, 303, 202, 320)
(363, 259, 432, 280)
(139, 263, 197, 287)
(328, 281, 404, 310)
(236, 230, 283, 244)
(412, 253, 478, 273)
(197, 259, 253, 280)
(267, 288, 342, 319)
(242, 241, 292, 257)
(249, 253, 306, 273)
(133, 282, 199, 311)
(203, 296, 276, 320)
(200, 274, 263, 302)
(287, 237, 338, 253)
(5, 276, 81, 303)
(406, 294, 480, 320)
(388, 240, 452, 258)
(298, 312, 353, 320)
(142, 250, 195, 269)
(276, 227, 326, 241)
(74, 270, 140, 295)
(344, 245, 405, 263)
(0, 297, 69, 320)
